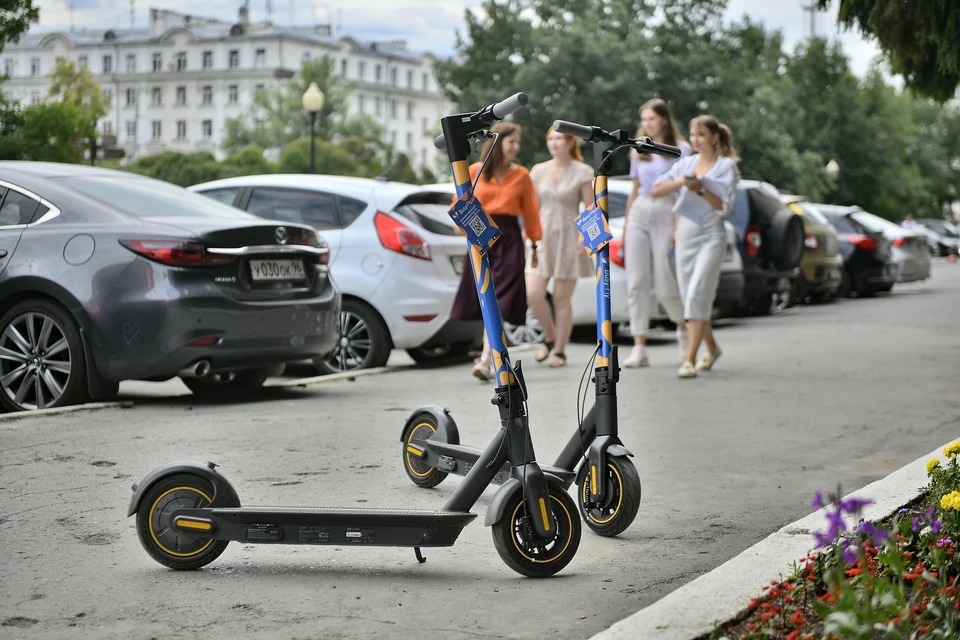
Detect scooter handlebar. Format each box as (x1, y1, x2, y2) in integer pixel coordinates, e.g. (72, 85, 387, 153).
(551, 119, 595, 140)
(434, 92, 530, 150)
(634, 136, 682, 159)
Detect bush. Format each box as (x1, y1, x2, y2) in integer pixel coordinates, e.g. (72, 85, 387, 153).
(278, 137, 361, 176)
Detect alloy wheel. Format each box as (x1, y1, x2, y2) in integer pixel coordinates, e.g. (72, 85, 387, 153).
(324, 311, 372, 372)
(0, 312, 73, 410)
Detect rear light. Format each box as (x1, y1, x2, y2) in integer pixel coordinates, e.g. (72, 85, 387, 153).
(746, 224, 762, 258)
(375, 211, 430, 260)
(849, 234, 879, 251)
(403, 314, 438, 322)
(119, 239, 234, 267)
(186, 336, 221, 347)
(804, 232, 818, 250)
(609, 239, 625, 268)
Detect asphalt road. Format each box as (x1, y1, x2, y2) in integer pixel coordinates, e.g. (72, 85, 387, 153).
(2, 262, 958, 640)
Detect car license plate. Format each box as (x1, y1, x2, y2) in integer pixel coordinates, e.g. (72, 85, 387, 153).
(249, 259, 306, 281)
(451, 255, 465, 276)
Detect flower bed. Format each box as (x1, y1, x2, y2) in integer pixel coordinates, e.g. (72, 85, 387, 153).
(711, 441, 960, 640)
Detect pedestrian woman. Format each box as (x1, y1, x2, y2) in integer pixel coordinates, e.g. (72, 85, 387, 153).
(525, 127, 595, 368)
(621, 98, 692, 368)
(651, 115, 740, 378)
(449, 121, 541, 382)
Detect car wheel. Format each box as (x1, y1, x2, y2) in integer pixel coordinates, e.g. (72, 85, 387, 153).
(406, 341, 473, 365)
(314, 299, 391, 375)
(504, 307, 544, 347)
(0, 299, 89, 412)
(180, 369, 269, 396)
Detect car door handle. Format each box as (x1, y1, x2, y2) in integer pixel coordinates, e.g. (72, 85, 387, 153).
(0, 250, 7, 258)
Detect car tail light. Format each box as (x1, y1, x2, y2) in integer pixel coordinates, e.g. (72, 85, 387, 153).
(374, 211, 430, 260)
(849, 234, 879, 251)
(119, 239, 235, 267)
(404, 314, 438, 322)
(609, 239, 625, 267)
(804, 232, 818, 250)
(892, 237, 905, 247)
(746, 224, 762, 258)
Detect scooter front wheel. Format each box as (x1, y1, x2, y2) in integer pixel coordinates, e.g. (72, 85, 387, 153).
(402, 414, 448, 489)
(492, 484, 581, 578)
(136, 473, 237, 570)
(577, 456, 641, 537)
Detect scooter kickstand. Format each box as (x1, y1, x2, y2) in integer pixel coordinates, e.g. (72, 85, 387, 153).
(414, 547, 426, 563)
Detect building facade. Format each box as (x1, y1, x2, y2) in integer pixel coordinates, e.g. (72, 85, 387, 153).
(0, 8, 452, 172)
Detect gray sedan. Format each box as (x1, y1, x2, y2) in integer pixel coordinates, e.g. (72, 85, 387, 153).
(0, 162, 340, 412)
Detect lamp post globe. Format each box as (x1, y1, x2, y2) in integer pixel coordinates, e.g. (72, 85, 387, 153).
(302, 82, 325, 174)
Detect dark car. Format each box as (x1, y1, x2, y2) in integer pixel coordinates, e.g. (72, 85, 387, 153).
(815, 204, 898, 297)
(726, 180, 805, 315)
(0, 162, 340, 412)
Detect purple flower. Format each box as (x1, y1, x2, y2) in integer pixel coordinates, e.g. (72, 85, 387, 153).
(838, 497, 873, 514)
(899, 508, 910, 514)
(913, 516, 923, 533)
(812, 492, 824, 510)
(825, 510, 847, 541)
(937, 538, 952, 548)
(928, 507, 937, 521)
(856, 521, 889, 545)
(932, 520, 943, 534)
(842, 544, 859, 565)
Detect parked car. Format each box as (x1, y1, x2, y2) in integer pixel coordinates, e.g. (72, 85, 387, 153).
(778, 195, 844, 304)
(190, 175, 483, 373)
(815, 204, 898, 296)
(726, 180, 805, 314)
(917, 218, 960, 256)
(847, 208, 931, 283)
(0, 162, 340, 412)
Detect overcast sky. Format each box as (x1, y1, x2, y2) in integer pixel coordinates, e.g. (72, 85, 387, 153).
(30, 0, 886, 77)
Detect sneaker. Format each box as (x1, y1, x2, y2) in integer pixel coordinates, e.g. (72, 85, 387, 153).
(696, 346, 722, 371)
(677, 328, 689, 361)
(678, 361, 697, 378)
(623, 345, 649, 368)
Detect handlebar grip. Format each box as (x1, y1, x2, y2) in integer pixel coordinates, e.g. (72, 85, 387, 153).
(552, 120, 595, 140)
(491, 92, 529, 119)
(434, 134, 446, 150)
(635, 136, 682, 158)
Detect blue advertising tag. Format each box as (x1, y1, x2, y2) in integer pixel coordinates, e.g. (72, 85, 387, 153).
(575, 205, 614, 256)
(448, 194, 501, 254)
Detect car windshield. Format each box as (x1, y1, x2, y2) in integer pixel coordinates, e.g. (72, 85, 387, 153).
(794, 202, 830, 225)
(851, 211, 899, 234)
(56, 175, 259, 219)
(392, 192, 460, 236)
(823, 213, 858, 234)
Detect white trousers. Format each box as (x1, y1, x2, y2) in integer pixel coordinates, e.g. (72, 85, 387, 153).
(624, 194, 685, 336)
(675, 213, 726, 321)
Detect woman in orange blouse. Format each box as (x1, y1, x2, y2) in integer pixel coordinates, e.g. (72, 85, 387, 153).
(450, 121, 541, 381)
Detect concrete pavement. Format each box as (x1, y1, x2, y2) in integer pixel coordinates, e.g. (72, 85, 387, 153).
(1, 262, 958, 640)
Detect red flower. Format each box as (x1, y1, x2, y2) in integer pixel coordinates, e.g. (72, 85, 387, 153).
(786, 631, 802, 640)
(790, 610, 805, 625)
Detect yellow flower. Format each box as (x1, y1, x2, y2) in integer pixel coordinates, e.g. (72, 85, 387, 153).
(942, 491, 960, 511)
(943, 441, 960, 459)
(927, 458, 942, 474)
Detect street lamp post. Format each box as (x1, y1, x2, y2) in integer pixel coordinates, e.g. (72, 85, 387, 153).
(301, 82, 325, 174)
(825, 159, 840, 178)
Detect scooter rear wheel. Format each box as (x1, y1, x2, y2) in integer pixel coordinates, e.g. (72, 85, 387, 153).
(492, 485, 581, 578)
(135, 473, 237, 570)
(577, 456, 641, 537)
(402, 414, 448, 489)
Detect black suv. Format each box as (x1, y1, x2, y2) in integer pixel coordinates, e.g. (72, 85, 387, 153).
(726, 180, 805, 315)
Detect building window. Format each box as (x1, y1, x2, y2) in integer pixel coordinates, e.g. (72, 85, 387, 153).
(202, 51, 212, 70)
(30, 58, 39, 76)
(357, 61, 365, 79)
(389, 131, 396, 145)
(152, 53, 162, 72)
(78, 55, 88, 68)
(340, 59, 347, 77)
(422, 72, 428, 91)
(389, 99, 396, 117)
(175, 52, 186, 72)
(229, 50, 239, 69)
(390, 67, 397, 86)
(125, 88, 136, 106)
(255, 48, 266, 68)
(375, 64, 382, 83)
(358, 94, 365, 113)
(151, 121, 161, 139)
(202, 120, 212, 139)
(228, 85, 238, 103)
(177, 120, 187, 140)
(302, 51, 311, 61)
(375, 96, 381, 116)
(421, 117, 428, 134)
(176, 86, 186, 105)
(406, 132, 412, 150)
(254, 83, 265, 95)
(151, 87, 162, 106)
(406, 101, 413, 121)
(201, 85, 212, 104)
(407, 69, 413, 88)
(102, 55, 112, 74)
(126, 121, 136, 139)
(421, 148, 427, 167)
(103, 89, 113, 104)
(102, 121, 113, 135)
(4, 59, 13, 77)
(125, 54, 136, 73)
(30, 91, 39, 104)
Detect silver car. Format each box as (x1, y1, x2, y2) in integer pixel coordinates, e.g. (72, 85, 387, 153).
(849, 209, 932, 283)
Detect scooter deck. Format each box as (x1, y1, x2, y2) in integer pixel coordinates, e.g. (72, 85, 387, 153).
(425, 441, 577, 484)
(170, 506, 477, 547)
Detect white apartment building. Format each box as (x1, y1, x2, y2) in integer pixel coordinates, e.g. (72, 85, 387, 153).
(0, 8, 452, 171)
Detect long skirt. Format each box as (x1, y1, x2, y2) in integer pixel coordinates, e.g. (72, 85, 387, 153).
(675, 212, 726, 321)
(450, 214, 527, 327)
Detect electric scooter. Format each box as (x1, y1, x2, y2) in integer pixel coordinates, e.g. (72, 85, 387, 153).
(401, 119, 681, 538)
(126, 92, 582, 578)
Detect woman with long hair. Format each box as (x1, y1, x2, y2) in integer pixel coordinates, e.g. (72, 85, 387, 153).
(448, 121, 541, 381)
(652, 115, 741, 378)
(525, 127, 595, 368)
(621, 98, 691, 368)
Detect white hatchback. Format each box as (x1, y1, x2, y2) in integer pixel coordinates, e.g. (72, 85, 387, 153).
(189, 175, 483, 373)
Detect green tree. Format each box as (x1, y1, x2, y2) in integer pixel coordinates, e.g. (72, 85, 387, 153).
(224, 145, 275, 174)
(277, 137, 362, 175)
(0, 0, 38, 57)
(816, 0, 960, 101)
(0, 101, 92, 162)
(46, 58, 107, 121)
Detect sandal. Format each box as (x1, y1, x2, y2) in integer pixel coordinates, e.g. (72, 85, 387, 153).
(535, 340, 555, 362)
(548, 352, 566, 368)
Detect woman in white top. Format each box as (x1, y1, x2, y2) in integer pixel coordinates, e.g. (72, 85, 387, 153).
(652, 115, 740, 379)
(621, 98, 692, 368)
